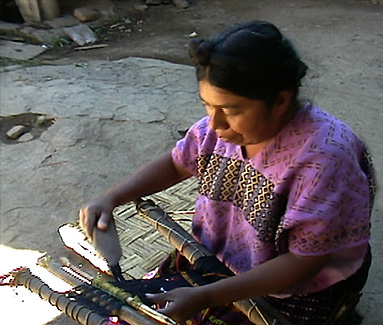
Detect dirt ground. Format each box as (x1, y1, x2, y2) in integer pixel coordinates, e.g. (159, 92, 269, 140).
(1, 0, 382, 324)
(39, 0, 269, 66)
(36, 0, 381, 66)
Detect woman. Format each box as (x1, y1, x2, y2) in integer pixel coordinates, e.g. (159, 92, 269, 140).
(80, 21, 375, 324)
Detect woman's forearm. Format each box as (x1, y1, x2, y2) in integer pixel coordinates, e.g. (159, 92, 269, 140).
(201, 252, 329, 307)
(104, 151, 191, 206)
(80, 151, 191, 237)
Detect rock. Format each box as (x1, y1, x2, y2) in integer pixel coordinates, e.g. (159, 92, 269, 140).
(0, 20, 55, 44)
(37, 115, 50, 126)
(0, 40, 47, 60)
(173, 0, 190, 9)
(74, 7, 101, 23)
(47, 15, 82, 29)
(63, 24, 97, 46)
(161, 0, 172, 3)
(134, 4, 149, 12)
(18, 132, 34, 142)
(6, 125, 26, 139)
(146, 0, 161, 5)
(0, 21, 21, 34)
(17, 25, 63, 44)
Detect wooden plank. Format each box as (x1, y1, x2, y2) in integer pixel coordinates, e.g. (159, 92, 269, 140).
(39, 0, 59, 20)
(15, 0, 41, 23)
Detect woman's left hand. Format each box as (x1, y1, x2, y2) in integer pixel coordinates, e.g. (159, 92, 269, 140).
(146, 286, 209, 323)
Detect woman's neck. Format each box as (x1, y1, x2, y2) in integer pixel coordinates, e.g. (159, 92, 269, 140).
(243, 101, 303, 159)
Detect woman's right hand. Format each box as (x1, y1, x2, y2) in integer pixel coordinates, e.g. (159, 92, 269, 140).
(79, 195, 116, 240)
(78, 153, 191, 240)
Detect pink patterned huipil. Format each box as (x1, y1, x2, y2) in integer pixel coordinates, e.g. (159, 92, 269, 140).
(172, 103, 375, 295)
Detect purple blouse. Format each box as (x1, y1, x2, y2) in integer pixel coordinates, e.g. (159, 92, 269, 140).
(172, 103, 375, 295)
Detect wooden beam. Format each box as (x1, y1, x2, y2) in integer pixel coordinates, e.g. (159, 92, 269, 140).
(15, 0, 41, 23)
(39, 0, 60, 20)
(15, 0, 60, 23)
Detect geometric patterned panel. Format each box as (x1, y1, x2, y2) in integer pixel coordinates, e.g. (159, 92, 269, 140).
(197, 153, 284, 244)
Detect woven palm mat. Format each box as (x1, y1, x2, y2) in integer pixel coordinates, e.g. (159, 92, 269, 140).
(113, 177, 199, 279)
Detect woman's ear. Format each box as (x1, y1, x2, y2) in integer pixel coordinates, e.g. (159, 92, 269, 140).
(275, 90, 295, 116)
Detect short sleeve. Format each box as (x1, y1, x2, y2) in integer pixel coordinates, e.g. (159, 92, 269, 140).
(283, 145, 372, 256)
(172, 116, 214, 176)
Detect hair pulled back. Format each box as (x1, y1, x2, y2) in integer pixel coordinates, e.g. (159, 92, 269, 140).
(189, 21, 308, 107)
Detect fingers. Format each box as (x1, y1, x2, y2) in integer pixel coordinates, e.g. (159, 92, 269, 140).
(156, 302, 178, 318)
(145, 292, 168, 305)
(146, 293, 178, 320)
(79, 198, 116, 241)
(79, 205, 102, 240)
(79, 206, 94, 240)
(97, 210, 110, 231)
(79, 206, 90, 235)
(79, 208, 85, 230)
(146, 292, 174, 314)
(145, 292, 187, 323)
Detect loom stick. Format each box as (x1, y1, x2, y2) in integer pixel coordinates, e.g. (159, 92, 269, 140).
(135, 199, 213, 264)
(92, 276, 176, 325)
(10, 268, 110, 325)
(135, 199, 292, 325)
(10, 267, 160, 325)
(38, 255, 162, 325)
(38, 255, 88, 287)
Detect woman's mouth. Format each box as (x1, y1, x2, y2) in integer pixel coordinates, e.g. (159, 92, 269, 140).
(219, 135, 237, 144)
(217, 131, 241, 144)
(217, 134, 230, 141)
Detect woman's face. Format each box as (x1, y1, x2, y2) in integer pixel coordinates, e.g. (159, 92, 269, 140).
(199, 80, 292, 147)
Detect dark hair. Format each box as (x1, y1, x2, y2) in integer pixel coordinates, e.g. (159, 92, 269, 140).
(189, 21, 308, 108)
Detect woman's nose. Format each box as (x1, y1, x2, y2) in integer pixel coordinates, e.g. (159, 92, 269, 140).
(209, 108, 229, 131)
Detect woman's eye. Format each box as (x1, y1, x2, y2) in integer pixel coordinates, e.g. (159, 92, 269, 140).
(222, 108, 239, 116)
